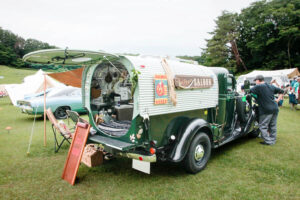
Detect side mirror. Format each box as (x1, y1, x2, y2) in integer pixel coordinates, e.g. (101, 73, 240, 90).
(244, 80, 250, 92)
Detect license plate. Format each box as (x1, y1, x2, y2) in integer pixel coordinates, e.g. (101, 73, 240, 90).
(132, 159, 150, 174)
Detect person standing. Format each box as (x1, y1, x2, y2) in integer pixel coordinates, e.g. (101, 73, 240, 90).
(298, 78, 300, 103)
(250, 75, 284, 145)
(289, 78, 298, 110)
(293, 77, 300, 107)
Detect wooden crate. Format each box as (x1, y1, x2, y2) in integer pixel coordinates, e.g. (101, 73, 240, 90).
(81, 144, 103, 167)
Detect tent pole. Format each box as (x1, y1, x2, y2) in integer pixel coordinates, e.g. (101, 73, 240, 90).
(27, 106, 38, 155)
(44, 74, 47, 146)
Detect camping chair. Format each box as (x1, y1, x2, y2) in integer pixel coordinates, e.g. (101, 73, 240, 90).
(66, 110, 88, 127)
(46, 108, 73, 153)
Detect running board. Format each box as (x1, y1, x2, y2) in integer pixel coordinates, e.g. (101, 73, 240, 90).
(89, 135, 135, 151)
(214, 128, 242, 148)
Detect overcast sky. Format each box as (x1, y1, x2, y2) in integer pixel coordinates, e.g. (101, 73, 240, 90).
(0, 0, 257, 56)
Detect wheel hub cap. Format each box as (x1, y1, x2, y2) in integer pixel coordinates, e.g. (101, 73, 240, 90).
(194, 144, 204, 161)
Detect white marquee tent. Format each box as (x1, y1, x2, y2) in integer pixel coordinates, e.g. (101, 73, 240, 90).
(5, 69, 65, 106)
(237, 68, 299, 92)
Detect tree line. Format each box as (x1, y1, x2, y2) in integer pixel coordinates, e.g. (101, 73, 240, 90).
(0, 27, 56, 67)
(179, 0, 300, 73)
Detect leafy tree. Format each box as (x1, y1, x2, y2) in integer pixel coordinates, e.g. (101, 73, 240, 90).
(203, 0, 300, 72)
(0, 27, 57, 67)
(203, 11, 247, 73)
(237, 0, 300, 70)
(24, 38, 56, 55)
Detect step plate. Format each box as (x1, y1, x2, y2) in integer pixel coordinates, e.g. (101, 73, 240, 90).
(89, 135, 135, 151)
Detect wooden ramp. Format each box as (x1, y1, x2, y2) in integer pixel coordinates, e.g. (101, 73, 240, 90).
(62, 122, 90, 185)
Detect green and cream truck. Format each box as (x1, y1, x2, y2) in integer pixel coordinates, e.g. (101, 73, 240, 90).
(24, 49, 259, 174)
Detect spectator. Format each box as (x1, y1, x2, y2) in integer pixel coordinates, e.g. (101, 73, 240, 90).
(289, 78, 298, 110)
(298, 78, 300, 102)
(250, 75, 284, 145)
(294, 77, 300, 107)
(291, 77, 297, 88)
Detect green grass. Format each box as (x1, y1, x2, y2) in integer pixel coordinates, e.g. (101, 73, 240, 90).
(1, 66, 300, 200)
(0, 65, 38, 84)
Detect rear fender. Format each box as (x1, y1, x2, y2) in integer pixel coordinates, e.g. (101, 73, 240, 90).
(168, 118, 212, 162)
(161, 116, 190, 145)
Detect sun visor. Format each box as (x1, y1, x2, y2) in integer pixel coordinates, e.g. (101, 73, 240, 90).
(23, 49, 118, 65)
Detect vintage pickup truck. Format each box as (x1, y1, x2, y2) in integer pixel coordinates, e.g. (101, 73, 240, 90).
(24, 49, 259, 174)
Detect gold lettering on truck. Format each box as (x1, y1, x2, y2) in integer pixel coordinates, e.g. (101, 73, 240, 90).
(174, 75, 214, 89)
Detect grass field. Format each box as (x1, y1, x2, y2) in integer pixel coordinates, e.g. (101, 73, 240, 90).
(0, 65, 38, 84)
(0, 66, 300, 200)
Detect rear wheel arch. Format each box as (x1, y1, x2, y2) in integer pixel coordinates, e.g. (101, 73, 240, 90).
(168, 118, 212, 163)
(162, 116, 190, 145)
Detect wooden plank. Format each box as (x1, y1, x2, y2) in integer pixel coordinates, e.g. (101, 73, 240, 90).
(61, 122, 90, 185)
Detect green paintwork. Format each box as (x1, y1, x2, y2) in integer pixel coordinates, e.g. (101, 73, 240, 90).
(149, 109, 207, 147)
(215, 74, 227, 137)
(212, 72, 238, 140)
(224, 75, 236, 134)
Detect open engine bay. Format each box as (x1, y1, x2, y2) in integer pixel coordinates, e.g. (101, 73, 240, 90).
(90, 60, 133, 137)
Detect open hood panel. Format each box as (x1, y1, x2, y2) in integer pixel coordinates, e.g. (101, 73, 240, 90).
(23, 49, 117, 65)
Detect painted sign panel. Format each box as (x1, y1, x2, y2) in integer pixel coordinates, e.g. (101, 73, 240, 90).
(154, 74, 168, 105)
(174, 75, 214, 89)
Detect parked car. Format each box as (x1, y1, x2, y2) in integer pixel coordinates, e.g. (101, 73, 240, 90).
(17, 86, 86, 119)
(23, 49, 259, 174)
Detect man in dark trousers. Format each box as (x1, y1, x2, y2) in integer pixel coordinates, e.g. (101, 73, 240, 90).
(250, 75, 284, 145)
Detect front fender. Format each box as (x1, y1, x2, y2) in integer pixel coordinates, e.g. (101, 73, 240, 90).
(168, 118, 211, 163)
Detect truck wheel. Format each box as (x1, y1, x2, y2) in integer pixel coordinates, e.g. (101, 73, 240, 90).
(236, 97, 249, 123)
(184, 132, 211, 174)
(54, 107, 69, 119)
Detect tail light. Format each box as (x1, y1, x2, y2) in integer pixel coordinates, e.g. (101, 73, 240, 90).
(149, 147, 156, 155)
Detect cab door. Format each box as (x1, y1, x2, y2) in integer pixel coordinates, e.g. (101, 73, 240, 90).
(223, 74, 236, 135)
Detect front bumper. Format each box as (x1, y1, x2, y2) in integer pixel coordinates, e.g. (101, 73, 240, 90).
(19, 105, 34, 114)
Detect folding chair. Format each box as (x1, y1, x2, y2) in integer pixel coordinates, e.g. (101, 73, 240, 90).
(46, 108, 73, 153)
(66, 110, 88, 126)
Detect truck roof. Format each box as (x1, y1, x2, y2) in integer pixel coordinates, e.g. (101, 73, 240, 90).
(208, 67, 229, 75)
